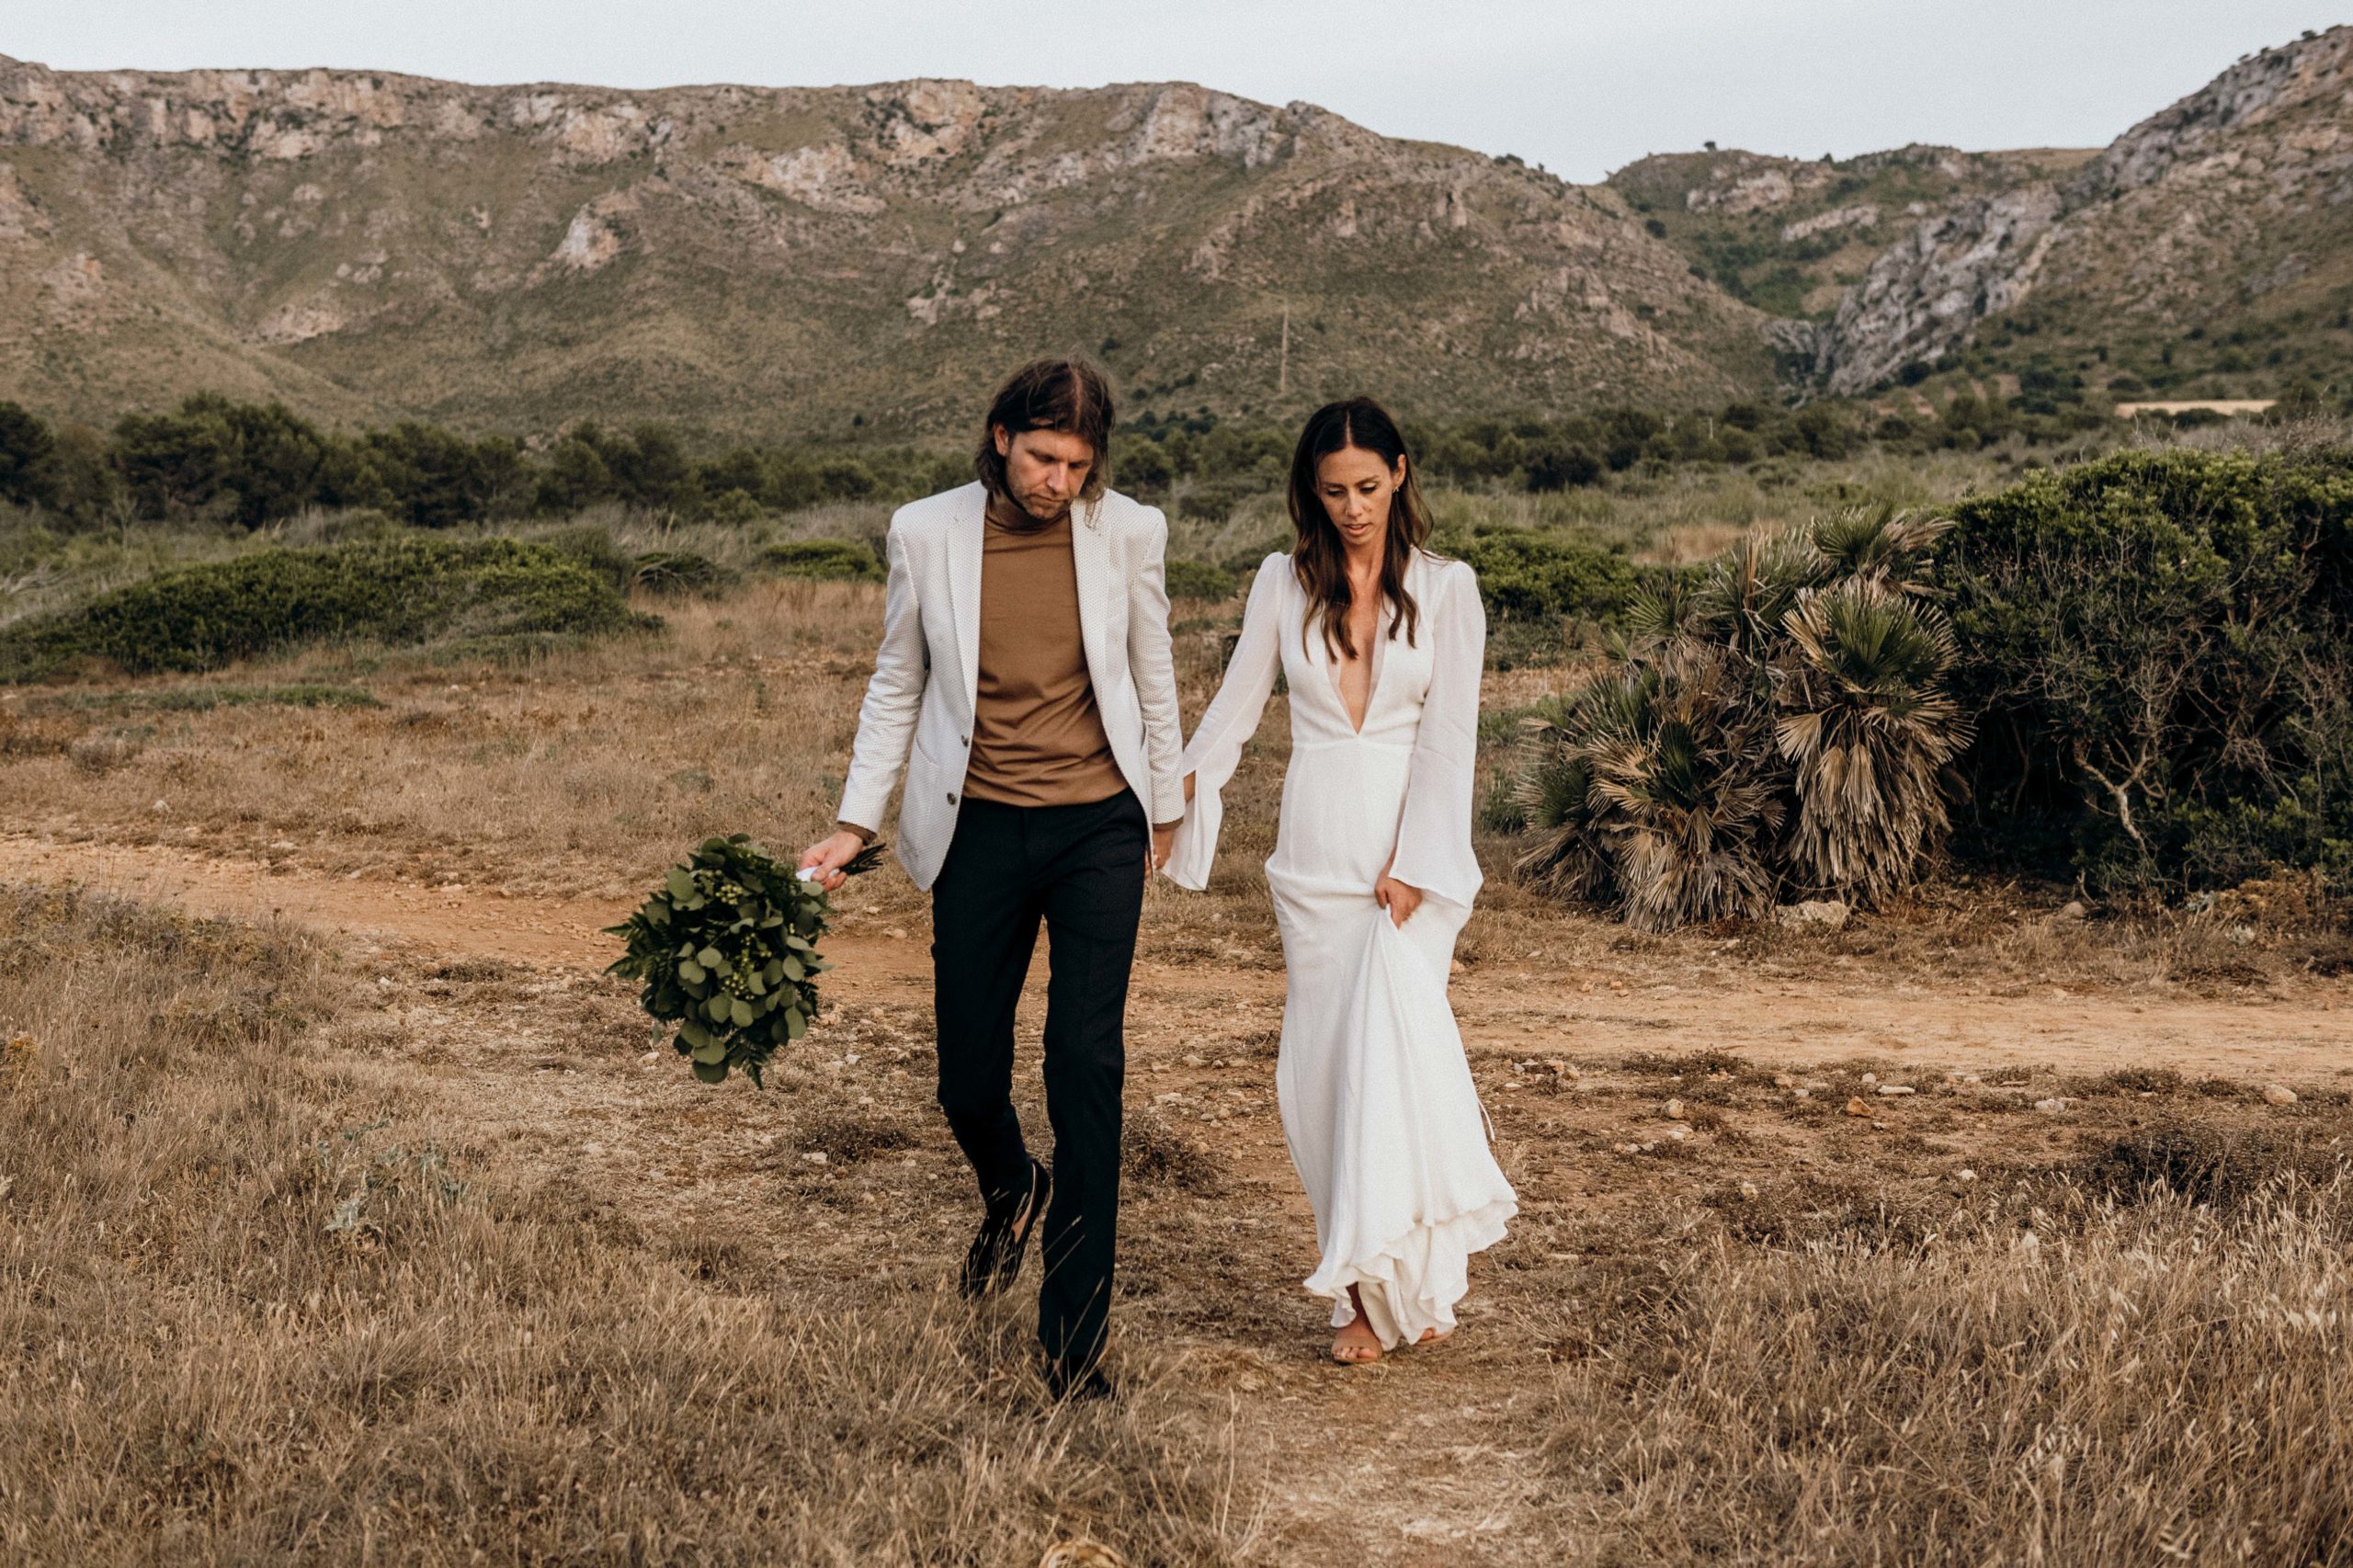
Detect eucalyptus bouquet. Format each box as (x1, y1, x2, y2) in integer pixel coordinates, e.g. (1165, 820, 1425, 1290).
(605, 834, 880, 1085)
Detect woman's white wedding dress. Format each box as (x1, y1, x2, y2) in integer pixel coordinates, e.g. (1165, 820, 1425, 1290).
(1166, 549, 1517, 1349)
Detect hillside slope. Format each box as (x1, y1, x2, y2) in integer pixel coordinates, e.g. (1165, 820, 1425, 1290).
(0, 61, 1775, 437)
(1607, 143, 2090, 324)
(1801, 26, 2353, 395)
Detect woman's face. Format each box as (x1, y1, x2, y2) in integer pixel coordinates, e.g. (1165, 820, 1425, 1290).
(1314, 444, 1407, 553)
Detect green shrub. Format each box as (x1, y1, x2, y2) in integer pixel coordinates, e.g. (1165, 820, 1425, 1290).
(539, 524, 635, 592)
(1164, 559, 1236, 601)
(1444, 529, 1641, 625)
(0, 402, 59, 509)
(0, 538, 656, 682)
(1176, 476, 1261, 525)
(1523, 440, 1604, 493)
(761, 539, 882, 583)
(1939, 448, 2353, 893)
(630, 550, 739, 599)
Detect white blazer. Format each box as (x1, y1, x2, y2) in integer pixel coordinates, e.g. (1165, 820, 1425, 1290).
(835, 482, 1188, 891)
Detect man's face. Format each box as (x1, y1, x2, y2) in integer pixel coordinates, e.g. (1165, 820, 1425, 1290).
(995, 426, 1095, 519)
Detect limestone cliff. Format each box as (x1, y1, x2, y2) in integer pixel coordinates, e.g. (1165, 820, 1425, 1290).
(1805, 26, 2353, 393)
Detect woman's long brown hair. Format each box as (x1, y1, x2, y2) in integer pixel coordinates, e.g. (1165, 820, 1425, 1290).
(1287, 398, 1433, 660)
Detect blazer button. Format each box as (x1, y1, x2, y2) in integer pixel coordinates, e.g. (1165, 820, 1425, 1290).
(947, 792, 958, 804)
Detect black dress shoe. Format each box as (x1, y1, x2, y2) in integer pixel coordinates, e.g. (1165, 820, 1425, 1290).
(1044, 1362, 1116, 1403)
(959, 1156, 1050, 1300)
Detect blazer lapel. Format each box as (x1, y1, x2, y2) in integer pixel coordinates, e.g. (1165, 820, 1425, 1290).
(1071, 495, 1109, 683)
(947, 485, 985, 721)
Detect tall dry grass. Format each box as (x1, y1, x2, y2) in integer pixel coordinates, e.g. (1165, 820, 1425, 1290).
(0, 884, 1266, 1563)
(0, 578, 898, 901)
(1541, 1180, 2353, 1563)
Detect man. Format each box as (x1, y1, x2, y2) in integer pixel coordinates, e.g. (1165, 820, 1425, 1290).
(800, 358, 1184, 1399)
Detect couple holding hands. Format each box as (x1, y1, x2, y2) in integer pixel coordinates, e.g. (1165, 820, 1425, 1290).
(799, 358, 1515, 1399)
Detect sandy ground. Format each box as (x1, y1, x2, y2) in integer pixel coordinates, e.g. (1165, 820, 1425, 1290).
(6, 825, 2351, 1562)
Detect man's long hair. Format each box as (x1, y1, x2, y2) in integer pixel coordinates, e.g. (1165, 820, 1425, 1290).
(973, 358, 1116, 505)
(1287, 397, 1432, 660)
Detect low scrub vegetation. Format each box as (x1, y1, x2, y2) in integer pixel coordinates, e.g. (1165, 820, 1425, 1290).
(1938, 446, 2353, 895)
(1163, 558, 1237, 601)
(760, 538, 883, 582)
(626, 549, 737, 599)
(1507, 444, 2353, 925)
(0, 536, 655, 681)
(0, 381, 2206, 539)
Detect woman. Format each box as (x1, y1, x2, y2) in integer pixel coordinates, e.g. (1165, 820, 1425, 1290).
(1165, 398, 1516, 1365)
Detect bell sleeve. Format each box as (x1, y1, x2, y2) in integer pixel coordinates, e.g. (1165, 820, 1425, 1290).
(1386, 560, 1486, 910)
(1165, 553, 1288, 891)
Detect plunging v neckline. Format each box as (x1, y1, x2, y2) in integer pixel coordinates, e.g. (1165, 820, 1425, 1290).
(1325, 605, 1389, 736)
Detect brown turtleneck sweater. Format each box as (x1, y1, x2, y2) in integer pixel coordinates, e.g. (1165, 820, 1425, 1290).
(960, 495, 1128, 808)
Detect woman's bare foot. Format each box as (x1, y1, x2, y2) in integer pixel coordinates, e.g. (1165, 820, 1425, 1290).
(1416, 1327, 1451, 1346)
(1331, 1286, 1382, 1364)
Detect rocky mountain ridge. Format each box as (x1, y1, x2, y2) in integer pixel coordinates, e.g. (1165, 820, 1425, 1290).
(0, 59, 1769, 437)
(3, 24, 2348, 434)
(1800, 26, 2353, 392)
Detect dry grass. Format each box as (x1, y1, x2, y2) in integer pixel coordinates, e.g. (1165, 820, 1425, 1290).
(0, 884, 1266, 1564)
(1541, 1179, 2353, 1564)
(0, 577, 900, 903)
(5, 875, 2351, 1559)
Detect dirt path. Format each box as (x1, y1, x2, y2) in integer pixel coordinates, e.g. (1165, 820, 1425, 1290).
(6, 830, 2344, 1084)
(7, 827, 2351, 1562)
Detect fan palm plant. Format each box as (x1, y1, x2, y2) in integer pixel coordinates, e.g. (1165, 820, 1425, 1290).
(1776, 579, 1973, 903)
(1583, 643, 1787, 930)
(1690, 526, 1822, 662)
(1503, 507, 1968, 929)
(1808, 506, 1954, 598)
(1511, 677, 1651, 905)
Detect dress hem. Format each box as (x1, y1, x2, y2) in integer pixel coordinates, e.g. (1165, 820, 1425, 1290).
(1303, 1195, 1518, 1350)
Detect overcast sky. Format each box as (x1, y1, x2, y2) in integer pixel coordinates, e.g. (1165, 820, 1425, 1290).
(6, 3, 2344, 183)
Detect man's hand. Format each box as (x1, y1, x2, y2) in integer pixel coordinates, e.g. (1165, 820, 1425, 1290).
(1150, 824, 1177, 875)
(799, 829, 868, 893)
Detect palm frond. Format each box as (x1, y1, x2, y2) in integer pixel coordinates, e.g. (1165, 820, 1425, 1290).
(1775, 580, 1973, 903)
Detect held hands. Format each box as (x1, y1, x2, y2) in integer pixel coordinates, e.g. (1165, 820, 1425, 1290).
(1149, 772, 1196, 877)
(798, 828, 868, 893)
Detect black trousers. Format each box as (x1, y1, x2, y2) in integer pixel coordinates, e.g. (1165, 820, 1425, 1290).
(930, 788, 1147, 1377)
